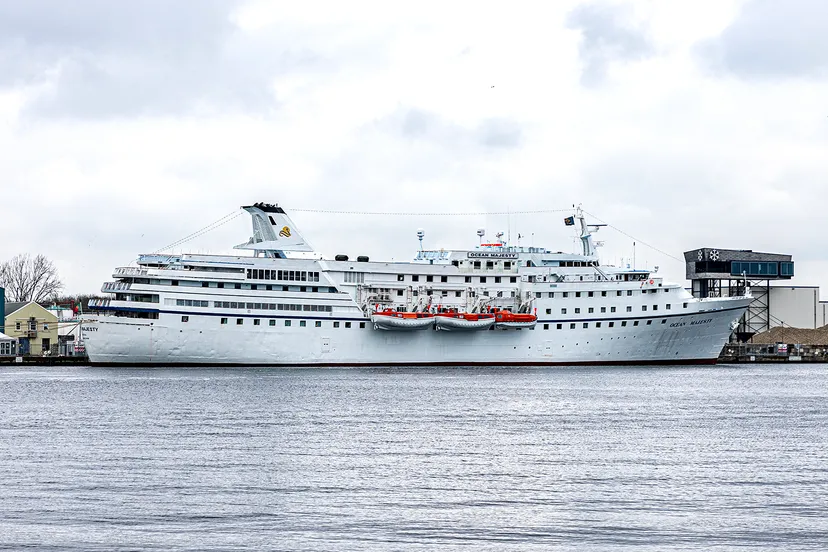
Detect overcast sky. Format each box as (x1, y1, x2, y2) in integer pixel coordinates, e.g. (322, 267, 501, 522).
(1, 0, 827, 297)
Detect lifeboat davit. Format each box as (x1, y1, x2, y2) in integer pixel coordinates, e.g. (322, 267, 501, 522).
(371, 310, 435, 331)
(494, 310, 537, 329)
(434, 312, 496, 331)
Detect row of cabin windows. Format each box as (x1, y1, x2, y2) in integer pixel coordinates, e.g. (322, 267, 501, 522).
(247, 269, 320, 282)
(215, 318, 365, 329)
(397, 274, 521, 284)
(541, 319, 667, 330)
(213, 301, 334, 312)
(551, 303, 688, 315)
(139, 279, 336, 292)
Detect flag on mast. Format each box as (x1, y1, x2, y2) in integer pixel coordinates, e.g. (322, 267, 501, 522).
(563, 216, 575, 226)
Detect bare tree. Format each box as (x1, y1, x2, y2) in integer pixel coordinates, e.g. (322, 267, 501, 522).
(0, 254, 64, 303)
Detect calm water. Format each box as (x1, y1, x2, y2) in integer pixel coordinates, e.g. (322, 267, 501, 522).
(0, 364, 826, 551)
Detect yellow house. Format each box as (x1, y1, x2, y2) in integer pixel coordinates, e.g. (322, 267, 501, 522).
(4, 302, 59, 356)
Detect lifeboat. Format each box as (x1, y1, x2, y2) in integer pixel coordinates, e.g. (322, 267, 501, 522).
(494, 310, 537, 329)
(434, 312, 496, 331)
(371, 310, 435, 331)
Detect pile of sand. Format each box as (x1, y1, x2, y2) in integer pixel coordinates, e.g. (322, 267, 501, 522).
(750, 325, 828, 345)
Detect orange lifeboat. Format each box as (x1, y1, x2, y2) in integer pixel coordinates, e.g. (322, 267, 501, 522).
(493, 310, 537, 329)
(371, 309, 435, 331)
(434, 311, 496, 331)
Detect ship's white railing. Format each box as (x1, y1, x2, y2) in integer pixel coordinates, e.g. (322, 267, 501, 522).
(115, 267, 148, 276)
(102, 281, 131, 292)
(88, 298, 112, 308)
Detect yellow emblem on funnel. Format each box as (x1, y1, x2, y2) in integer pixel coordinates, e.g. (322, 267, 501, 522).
(279, 226, 291, 238)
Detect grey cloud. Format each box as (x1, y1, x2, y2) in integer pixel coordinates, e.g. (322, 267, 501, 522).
(698, 0, 828, 79)
(566, 3, 654, 86)
(0, 0, 323, 118)
(394, 108, 522, 149)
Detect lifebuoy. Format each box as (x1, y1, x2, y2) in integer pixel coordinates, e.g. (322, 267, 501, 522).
(649, 279, 654, 285)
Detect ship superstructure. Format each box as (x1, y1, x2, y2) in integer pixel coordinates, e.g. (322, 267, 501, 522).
(82, 203, 751, 365)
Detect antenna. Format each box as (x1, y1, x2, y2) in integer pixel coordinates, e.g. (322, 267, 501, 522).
(417, 229, 425, 252)
(496, 231, 505, 245)
(477, 228, 485, 245)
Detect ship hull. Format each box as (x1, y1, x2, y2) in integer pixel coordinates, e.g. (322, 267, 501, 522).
(82, 301, 749, 366)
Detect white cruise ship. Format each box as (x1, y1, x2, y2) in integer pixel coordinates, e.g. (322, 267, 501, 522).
(82, 203, 751, 366)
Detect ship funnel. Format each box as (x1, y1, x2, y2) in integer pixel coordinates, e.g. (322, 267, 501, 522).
(234, 203, 314, 256)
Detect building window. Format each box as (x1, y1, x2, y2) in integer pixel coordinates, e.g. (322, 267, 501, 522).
(621, 321, 627, 327)
(611, 307, 616, 313)
(549, 292, 554, 298)
(426, 275, 433, 282)
(285, 320, 291, 327)
(546, 309, 552, 314)
(557, 323, 562, 329)
(221, 318, 228, 325)
(360, 322, 366, 328)
(583, 322, 588, 328)
(601, 291, 607, 297)
(345, 322, 352, 328)
(510, 277, 517, 283)
(486, 261, 494, 269)
(543, 323, 549, 330)
(627, 306, 632, 312)
(562, 292, 568, 298)
(666, 304, 672, 310)
(254, 319, 260, 326)
(683, 303, 688, 308)
(315, 321, 322, 327)
(412, 275, 419, 282)
(647, 320, 653, 325)
(627, 290, 632, 296)
(570, 323, 576, 329)
(608, 322, 614, 327)
(576, 292, 581, 297)
(236, 319, 243, 325)
(588, 291, 594, 297)
(333, 321, 340, 328)
(465, 276, 471, 283)
(269, 320, 276, 326)
(441, 276, 448, 283)
(16, 322, 21, 330)
(600, 307, 606, 313)
(661, 319, 667, 324)
(181, 316, 189, 322)
(617, 291, 622, 296)
(596, 322, 601, 328)
(642, 306, 647, 311)
(495, 276, 501, 283)
(574, 308, 580, 314)
(588, 308, 594, 314)
(561, 308, 567, 314)
(653, 305, 658, 311)
(455, 291, 462, 297)
(300, 320, 306, 327)
(397, 290, 404, 296)
(633, 321, 639, 326)
(397, 274, 404, 281)
(480, 277, 487, 283)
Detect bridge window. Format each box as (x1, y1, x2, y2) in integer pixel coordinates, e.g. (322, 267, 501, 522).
(731, 261, 781, 277)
